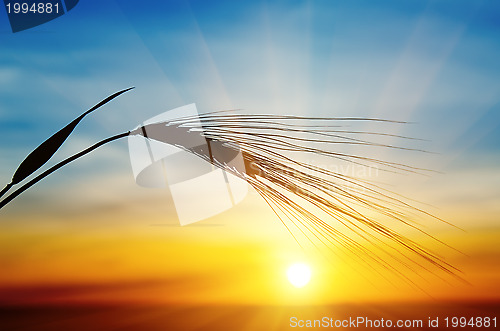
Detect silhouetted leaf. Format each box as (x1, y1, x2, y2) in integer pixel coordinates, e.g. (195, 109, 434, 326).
(10, 87, 134, 184)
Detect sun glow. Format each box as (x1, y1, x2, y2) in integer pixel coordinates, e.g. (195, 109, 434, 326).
(287, 263, 312, 288)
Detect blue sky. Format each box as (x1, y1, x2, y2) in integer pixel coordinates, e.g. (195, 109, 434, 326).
(0, 2, 500, 309)
(0, 0, 499, 212)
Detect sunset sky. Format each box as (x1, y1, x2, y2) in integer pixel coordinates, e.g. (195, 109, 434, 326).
(0, 0, 499, 327)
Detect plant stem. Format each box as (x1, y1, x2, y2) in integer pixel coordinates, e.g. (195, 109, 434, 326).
(0, 183, 13, 199)
(0, 132, 130, 211)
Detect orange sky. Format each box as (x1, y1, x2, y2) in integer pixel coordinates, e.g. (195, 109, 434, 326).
(1, 179, 499, 307)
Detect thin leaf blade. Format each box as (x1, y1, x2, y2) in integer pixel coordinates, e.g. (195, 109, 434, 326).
(10, 87, 134, 184)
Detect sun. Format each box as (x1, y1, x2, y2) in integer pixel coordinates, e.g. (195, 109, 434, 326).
(287, 263, 312, 288)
